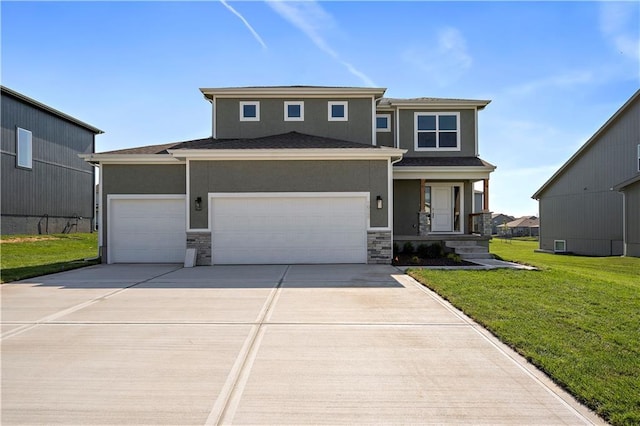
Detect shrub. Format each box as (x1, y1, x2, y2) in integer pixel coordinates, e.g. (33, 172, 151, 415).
(410, 255, 421, 265)
(416, 243, 430, 258)
(425, 243, 443, 259)
(393, 242, 400, 256)
(403, 241, 415, 254)
(446, 252, 462, 263)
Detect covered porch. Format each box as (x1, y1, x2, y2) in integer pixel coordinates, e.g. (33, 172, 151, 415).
(392, 157, 495, 258)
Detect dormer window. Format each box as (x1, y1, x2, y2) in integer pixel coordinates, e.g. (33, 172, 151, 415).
(284, 101, 304, 121)
(376, 114, 391, 132)
(415, 112, 460, 151)
(240, 101, 260, 121)
(328, 101, 348, 121)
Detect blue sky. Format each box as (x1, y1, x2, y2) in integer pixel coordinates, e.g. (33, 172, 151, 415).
(2, 1, 638, 217)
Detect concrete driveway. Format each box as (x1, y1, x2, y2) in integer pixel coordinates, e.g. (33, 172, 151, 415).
(1, 264, 602, 425)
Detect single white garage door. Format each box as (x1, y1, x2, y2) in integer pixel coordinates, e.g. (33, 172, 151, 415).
(109, 197, 186, 263)
(211, 194, 368, 264)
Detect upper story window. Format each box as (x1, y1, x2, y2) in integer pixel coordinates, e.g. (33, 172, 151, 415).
(284, 101, 304, 121)
(376, 114, 391, 132)
(328, 101, 348, 121)
(240, 101, 260, 121)
(415, 112, 460, 151)
(16, 127, 32, 169)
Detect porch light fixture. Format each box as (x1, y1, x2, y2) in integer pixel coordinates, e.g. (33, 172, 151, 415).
(376, 195, 383, 209)
(195, 196, 202, 211)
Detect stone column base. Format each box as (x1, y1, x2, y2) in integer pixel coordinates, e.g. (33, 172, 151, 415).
(186, 232, 212, 266)
(367, 231, 392, 264)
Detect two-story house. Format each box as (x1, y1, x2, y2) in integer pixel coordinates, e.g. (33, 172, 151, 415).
(1, 86, 103, 235)
(82, 86, 495, 265)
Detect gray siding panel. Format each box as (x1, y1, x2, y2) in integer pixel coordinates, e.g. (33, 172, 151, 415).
(1, 92, 96, 229)
(397, 109, 476, 157)
(189, 160, 388, 229)
(624, 181, 640, 257)
(538, 96, 639, 256)
(216, 98, 373, 144)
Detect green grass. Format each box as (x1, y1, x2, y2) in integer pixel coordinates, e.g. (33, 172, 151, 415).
(0, 233, 99, 283)
(409, 240, 640, 426)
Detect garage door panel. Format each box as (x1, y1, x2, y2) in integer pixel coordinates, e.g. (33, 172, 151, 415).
(110, 198, 186, 263)
(212, 195, 367, 264)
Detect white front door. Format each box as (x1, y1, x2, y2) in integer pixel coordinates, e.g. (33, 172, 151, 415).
(431, 185, 453, 232)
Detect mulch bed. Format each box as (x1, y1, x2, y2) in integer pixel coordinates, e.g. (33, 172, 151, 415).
(392, 253, 479, 267)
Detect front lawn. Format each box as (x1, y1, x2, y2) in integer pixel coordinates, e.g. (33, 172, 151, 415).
(409, 240, 640, 426)
(0, 233, 99, 283)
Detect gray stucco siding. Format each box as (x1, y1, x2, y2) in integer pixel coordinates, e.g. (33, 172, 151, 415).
(215, 98, 373, 144)
(189, 160, 388, 229)
(393, 180, 420, 235)
(397, 109, 476, 157)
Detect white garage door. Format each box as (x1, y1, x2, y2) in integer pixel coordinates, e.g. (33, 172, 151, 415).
(109, 197, 186, 263)
(211, 194, 368, 264)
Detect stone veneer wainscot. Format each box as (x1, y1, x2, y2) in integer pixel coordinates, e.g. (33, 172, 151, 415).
(367, 231, 392, 264)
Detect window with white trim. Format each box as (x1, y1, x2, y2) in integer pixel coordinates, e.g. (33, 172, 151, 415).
(328, 101, 348, 121)
(284, 101, 304, 121)
(376, 114, 391, 132)
(554, 240, 566, 253)
(16, 127, 32, 169)
(415, 112, 460, 150)
(240, 101, 260, 121)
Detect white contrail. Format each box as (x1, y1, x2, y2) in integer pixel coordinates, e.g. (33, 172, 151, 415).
(267, 0, 376, 87)
(220, 0, 267, 49)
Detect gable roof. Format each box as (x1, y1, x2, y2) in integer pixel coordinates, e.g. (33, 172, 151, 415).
(532, 89, 640, 199)
(506, 216, 539, 228)
(83, 131, 405, 163)
(99, 132, 386, 155)
(1, 85, 103, 134)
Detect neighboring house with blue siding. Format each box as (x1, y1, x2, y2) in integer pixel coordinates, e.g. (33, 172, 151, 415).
(82, 86, 496, 265)
(1, 86, 103, 235)
(533, 89, 640, 257)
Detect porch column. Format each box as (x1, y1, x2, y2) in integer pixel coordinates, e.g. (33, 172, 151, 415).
(481, 178, 492, 236)
(483, 178, 489, 211)
(418, 179, 429, 236)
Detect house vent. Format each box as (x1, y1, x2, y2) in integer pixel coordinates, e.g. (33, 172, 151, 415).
(554, 240, 567, 253)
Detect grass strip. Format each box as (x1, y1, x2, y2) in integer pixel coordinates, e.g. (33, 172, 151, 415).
(409, 240, 640, 426)
(1, 233, 99, 283)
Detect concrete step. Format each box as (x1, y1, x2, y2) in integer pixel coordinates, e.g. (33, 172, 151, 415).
(454, 246, 489, 254)
(459, 252, 494, 260)
(445, 240, 483, 248)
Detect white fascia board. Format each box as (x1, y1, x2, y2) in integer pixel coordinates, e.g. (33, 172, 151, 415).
(79, 154, 184, 164)
(167, 148, 406, 161)
(200, 87, 387, 99)
(394, 101, 489, 110)
(393, 167, 494, 180)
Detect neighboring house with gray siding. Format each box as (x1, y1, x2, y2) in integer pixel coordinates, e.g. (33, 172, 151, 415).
(83, 86, 495, 265)
(533, 89, 640, 257)
(1, 86, 103, 234)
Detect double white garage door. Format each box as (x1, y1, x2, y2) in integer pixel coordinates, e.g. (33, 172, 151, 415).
(109, 194, 368, 264)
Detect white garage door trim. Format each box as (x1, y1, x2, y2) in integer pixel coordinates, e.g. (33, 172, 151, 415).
(210, 192, 370, 265)
(107, 194, 186, 264)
